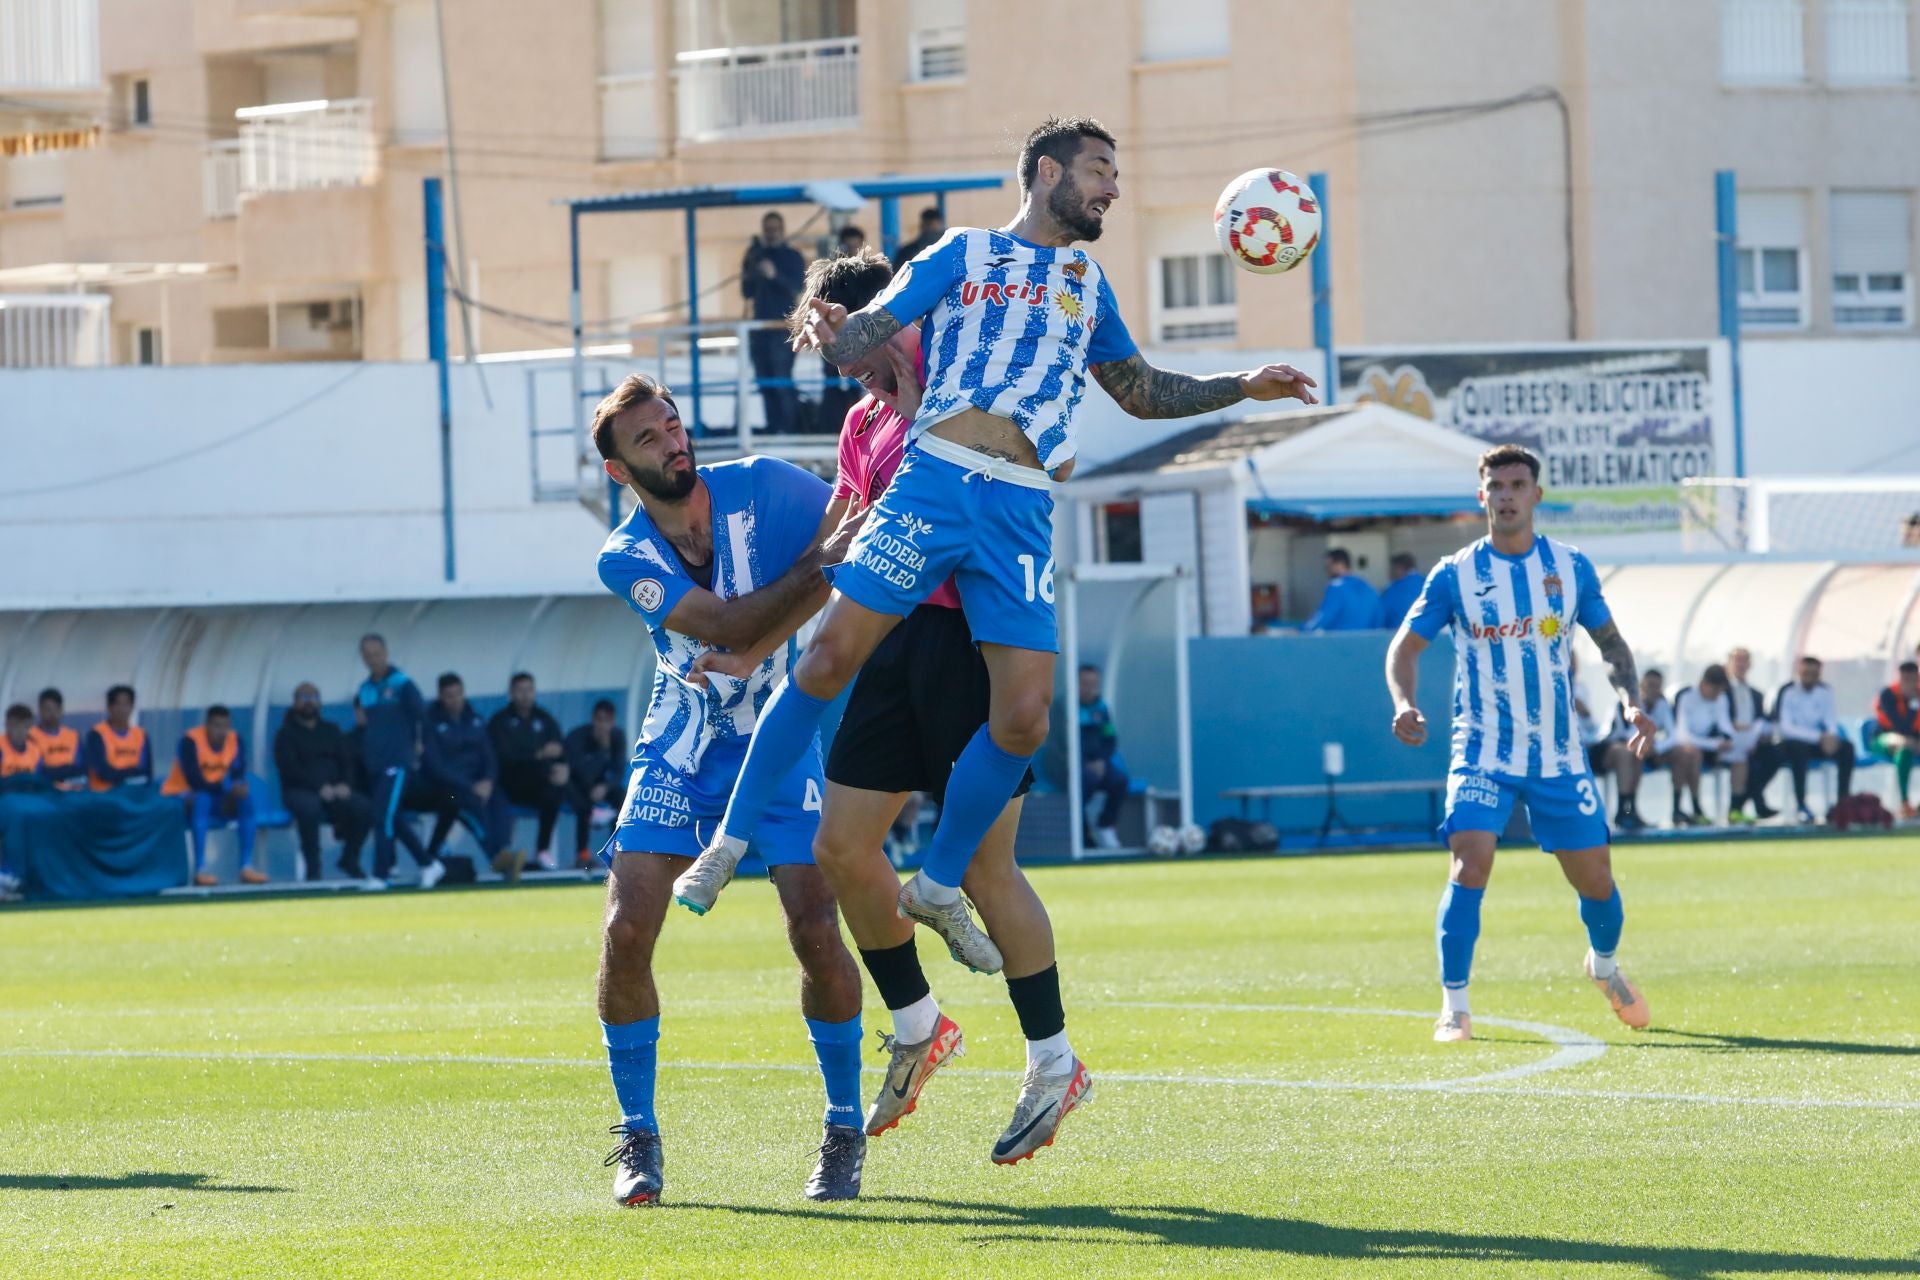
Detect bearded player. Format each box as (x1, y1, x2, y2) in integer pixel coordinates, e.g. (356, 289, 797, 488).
(672, 115, 1316, 995)
(1386, 444, 1656, 1042)
(591, 374, 868, 1205)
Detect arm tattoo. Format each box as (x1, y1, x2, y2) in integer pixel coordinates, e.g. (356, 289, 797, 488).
(1589, 619, 1640, 707)
(1092, 353, 1246, 420)
(819, 307, 903, 366)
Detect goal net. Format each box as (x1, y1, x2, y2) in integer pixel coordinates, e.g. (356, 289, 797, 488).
(1680, 478, 1920, 554)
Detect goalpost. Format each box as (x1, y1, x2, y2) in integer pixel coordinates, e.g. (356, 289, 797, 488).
(1682, 477, 1920, 554)
(1060, 561, 1197, 858)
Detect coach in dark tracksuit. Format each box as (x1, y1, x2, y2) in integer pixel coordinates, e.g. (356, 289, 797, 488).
(488, 672, 567, 867)
(563, 698, 626, 868)
(275, 682, 372, 879)
(356, 634, 442, 882)
(426, 673, 516, 874)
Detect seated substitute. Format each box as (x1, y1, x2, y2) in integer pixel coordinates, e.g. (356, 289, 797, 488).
(29, 688, 86, 791)
(1670, 665, 1737, 826)
(488, 672, 569, 870)
(563, 699, 626, 870)
(1773, 656, 1854, 824)
(1603, 669, 1694, 831)
(86, 684, 152, 791)
(275, 682, 373, 880)
(162, 705, 264, 886)
(1874, 660, 1920, 819)
(426, 673, 521, 880)
(1077, 663, 1129, 850)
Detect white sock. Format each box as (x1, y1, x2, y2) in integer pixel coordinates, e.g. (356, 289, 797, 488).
(913, 872, 961, 907)
(1442, 985, 1471, 1016)
(1026, 1030, 1072, 1072)
(1588, 948, 1618, 979)
(891, 994, 940, 1045)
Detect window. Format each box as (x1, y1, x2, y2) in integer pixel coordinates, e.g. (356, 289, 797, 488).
(389, 0, 447, 145)
(1826, 0, 1911, 83)
(1720, 0, 1805, 83)
(1155, 254, 1237, 341)
(1099, 503, 1142, 563)
(1736, 192, 1807, 329)
(135, 326, 162, 366)
(600, 0, 660, 159)
(1139, 0, 1228, 62)
(908, 0, 964, 81)
(1831, 191, 1912, 328)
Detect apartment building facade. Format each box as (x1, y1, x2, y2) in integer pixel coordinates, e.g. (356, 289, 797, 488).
(1, 0, 1916, 368)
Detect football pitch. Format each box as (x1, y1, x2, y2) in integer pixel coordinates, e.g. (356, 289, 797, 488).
(3, 836, 1916, 1279)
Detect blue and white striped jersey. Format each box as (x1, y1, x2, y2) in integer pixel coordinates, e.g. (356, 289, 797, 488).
(597, 457, 830, 779)
(874, 227, 1137, 470)
(1403, 535, 1612, 779)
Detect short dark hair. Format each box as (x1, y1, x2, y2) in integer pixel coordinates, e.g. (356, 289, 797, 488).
(1801, 654, 1822, 667)
(1326, 547, 1352, 569)
(106, 684, 135, 707)
(360, 633, 386, 649)
(1644, 668, 1664, 682)
(438, 672, 464, 692)
(1899, 661, 1918, 677)
(206, 704, 232, 721)
(838, 223, 864, 241)
(510, 672, 534, 688)
(5, 703, 31, 724)
(1700, 664, 1728, 689)
(1018, 116, 1117, 193)
(591, 373, 677, 462)
(37, 687, 62, 707)
(593, 698, 617, 716)
(761, 209, 784, 226)
(1479, 444, 1542, 481)
(919, 206, 941, 224)
(1390, 552, 1417, 573)
(789, 247, 894, 344)
(1078, 663, 1100, 675)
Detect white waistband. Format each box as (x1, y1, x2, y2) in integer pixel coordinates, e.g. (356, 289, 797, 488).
(912, 432, 1058, 491)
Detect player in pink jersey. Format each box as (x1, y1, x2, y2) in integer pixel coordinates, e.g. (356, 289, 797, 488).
(694, 248, 1087, 1165)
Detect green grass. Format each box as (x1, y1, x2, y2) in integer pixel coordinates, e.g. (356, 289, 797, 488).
(3, 836, 1917, 1279)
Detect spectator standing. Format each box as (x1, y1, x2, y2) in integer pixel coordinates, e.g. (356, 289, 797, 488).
(1304, 548, 1385, 631)
(1078, 664, 1129, 850)
(1723, 646, 1781, 821)
(275, 682, 373, 880)
(741, 210, 805, 434)
(1873, 660, 1920, 819)
(85, 685, 152, 790)
(1773, 655, 1855, 823)
(356, 634, 444, 888)
(29, 689, 85, 791)
(2, 704, 42, 781)
(162, 705, 262, 886)
(1378, 552, 1423, 631)
(1671, 665, 1736, 825)
(563, 698, 626, 870)
(427, 673, 520, 880)
(489, 672, 569, 869)
(891, 205, 946, 265)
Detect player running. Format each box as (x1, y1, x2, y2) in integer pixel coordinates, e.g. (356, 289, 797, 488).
(692, 247, 1085, 1164)
(672, 115, 1317, 977)
(590, 374, 867, 1205)
(1386, 444, 1657, 1042)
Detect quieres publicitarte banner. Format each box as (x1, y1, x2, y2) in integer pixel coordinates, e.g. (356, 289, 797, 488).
(1338, 344, 1730, 533)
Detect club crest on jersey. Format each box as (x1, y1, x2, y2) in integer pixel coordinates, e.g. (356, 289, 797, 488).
(631, 578, 665, 612)
(1061, 258, 1088, 281)
(1542, 573, 1564, 598)
(896, 512, 935, 545)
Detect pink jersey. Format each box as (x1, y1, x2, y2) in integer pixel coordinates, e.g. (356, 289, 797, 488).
(833, 379, 962, 611)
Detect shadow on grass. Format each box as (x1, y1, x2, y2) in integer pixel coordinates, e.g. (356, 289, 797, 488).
(1639, 1028, 1920, 1058)
(675, 1196, 1918, 1278)
(0, 1172, 287, 1193)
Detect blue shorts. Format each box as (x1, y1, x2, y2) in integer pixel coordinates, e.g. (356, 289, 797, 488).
(601, 740, 824, 868)
(1439, 765, 1611, 853)
(830, 435, 1059, 653)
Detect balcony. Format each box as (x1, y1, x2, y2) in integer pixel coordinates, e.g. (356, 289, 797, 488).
(0, 294, 110, 368)
(0, 0, 100, 93)
(202, 97, 373, 215)
(673, 37, 858, 143)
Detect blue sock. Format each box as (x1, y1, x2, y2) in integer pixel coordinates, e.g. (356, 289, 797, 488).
(1579, 885, 1624, 956)
(602, 1016, 660, 1132)
(1436, 881, 1484, 989)
(921, 726, 1034, 888)
(718, 679, 829, 844)
(805, 1014, 863, 1129)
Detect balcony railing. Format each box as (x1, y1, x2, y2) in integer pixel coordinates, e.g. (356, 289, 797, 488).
(203, 139, 242, 218)
(0, 294, 109, 368)
(673, 37, 858, 142)
(1721, 0, 1807, 82)
(0, 0, 100, 91)
(1827, 0, 1912, 82)
(234, 97, 376, 196)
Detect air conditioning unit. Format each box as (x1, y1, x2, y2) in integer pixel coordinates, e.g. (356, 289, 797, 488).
(307, 299, 358, 330)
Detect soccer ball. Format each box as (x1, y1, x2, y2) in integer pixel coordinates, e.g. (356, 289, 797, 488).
(1147, 825, 1181, 856)
(1179, 823, 1208, 855)
(1214, 168, 1321, 275)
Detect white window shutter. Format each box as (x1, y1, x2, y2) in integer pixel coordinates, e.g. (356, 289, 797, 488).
(1737, 192, 1804, 248)
(1831, 192, 1911, 274)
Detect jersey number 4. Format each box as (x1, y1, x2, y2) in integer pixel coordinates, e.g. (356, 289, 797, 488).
(1016, 554, 1056, 605)
(803, 778, 823, 812)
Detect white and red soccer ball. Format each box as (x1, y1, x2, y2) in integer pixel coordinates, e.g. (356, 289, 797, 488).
(1214, 168, 1321, 275)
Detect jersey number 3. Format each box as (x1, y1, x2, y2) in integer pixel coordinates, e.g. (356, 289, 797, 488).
(1575, 778, 1600, 816)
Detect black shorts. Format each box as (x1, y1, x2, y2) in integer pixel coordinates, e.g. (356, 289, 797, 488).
(826, 604, 1036, 803)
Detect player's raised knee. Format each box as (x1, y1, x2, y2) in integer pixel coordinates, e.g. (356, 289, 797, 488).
(792, 630, 865, 699)
(990, 690, 1053, 757)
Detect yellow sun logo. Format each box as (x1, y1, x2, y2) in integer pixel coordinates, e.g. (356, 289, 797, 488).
(1055, 291, 1083, 321)
(1539, 615, 1562, 639)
